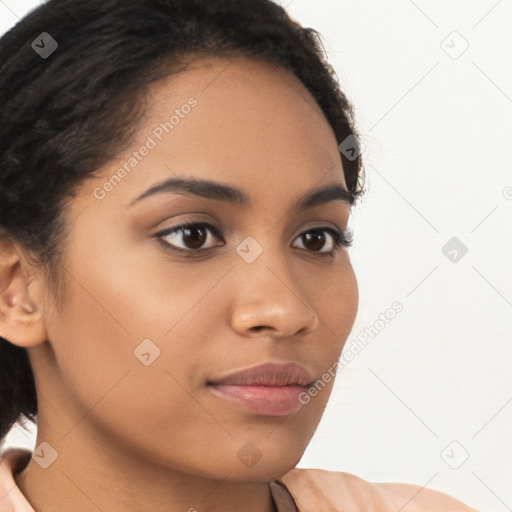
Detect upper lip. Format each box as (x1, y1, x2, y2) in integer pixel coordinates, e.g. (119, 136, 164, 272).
(209, 362, 314, 387)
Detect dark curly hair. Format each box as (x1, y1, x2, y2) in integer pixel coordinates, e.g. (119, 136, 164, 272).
(0, 0, 365, 442)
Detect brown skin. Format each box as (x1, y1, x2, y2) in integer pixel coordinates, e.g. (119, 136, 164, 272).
(0, 56, 358, 512)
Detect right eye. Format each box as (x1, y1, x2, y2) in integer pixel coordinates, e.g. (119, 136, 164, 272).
(154, 222, 225, 254)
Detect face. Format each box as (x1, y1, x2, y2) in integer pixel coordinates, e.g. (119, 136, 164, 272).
(30, 55, 358, 481)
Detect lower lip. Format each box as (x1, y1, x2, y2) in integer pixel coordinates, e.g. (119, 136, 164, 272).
(209, 384, 306, 416)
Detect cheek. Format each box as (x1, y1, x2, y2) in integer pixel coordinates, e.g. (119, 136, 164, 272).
(341, 262, 359, 329)
(315, 260, 359, 345)
(46, 240, 227, 430)
(46, 272, 216, 464)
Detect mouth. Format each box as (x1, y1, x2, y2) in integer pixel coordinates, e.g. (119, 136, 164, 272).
(207, 362, 314, 416)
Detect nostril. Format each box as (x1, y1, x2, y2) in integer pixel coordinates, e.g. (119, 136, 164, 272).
(251, 326, 271, 333)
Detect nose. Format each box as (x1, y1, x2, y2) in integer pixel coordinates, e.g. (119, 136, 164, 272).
(228, 254, 320, 339)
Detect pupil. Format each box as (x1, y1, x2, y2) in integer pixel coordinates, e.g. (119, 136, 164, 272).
(184, 226, 206, 249)
(304, 231, 325, 251)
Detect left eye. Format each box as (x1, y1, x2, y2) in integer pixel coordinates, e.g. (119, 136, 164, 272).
(155, 222, 352, 255)
(292, 228, 346, 253)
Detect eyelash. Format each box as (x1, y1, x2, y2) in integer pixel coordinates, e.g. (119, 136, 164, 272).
(154, 221, 353, 257)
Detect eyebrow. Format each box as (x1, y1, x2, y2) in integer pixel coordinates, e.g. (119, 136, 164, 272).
(128, 176, 354, 210)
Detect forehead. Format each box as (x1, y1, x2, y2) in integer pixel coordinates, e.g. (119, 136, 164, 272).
(140, 54, 342, 170)
(78, 54, 347, 210)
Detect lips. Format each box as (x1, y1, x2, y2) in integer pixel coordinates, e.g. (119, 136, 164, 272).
(208, 362, 314, 416)
(208, 362, 314, 387)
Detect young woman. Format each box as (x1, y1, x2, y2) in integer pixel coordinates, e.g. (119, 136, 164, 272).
(0, 1, 479, 510)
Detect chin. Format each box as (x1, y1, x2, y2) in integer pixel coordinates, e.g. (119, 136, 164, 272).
(173, 433, 310, 483)
(222, 453, 304, 483)
(222, 431, 311, 482)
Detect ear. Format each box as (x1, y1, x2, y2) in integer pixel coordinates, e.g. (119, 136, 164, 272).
(0, 236, 47, 347)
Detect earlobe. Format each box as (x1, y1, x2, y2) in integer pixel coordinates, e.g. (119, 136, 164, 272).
(0, 238, 48, 348)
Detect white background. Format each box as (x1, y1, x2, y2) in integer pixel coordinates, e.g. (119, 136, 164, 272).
(1, 1, 511, 511)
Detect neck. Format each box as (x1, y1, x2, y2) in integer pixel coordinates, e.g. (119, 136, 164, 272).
(15, 428, 278, 512)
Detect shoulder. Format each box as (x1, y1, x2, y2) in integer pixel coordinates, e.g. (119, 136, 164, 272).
(277, 467, 480, 512)
(0, 447, 34, 512)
